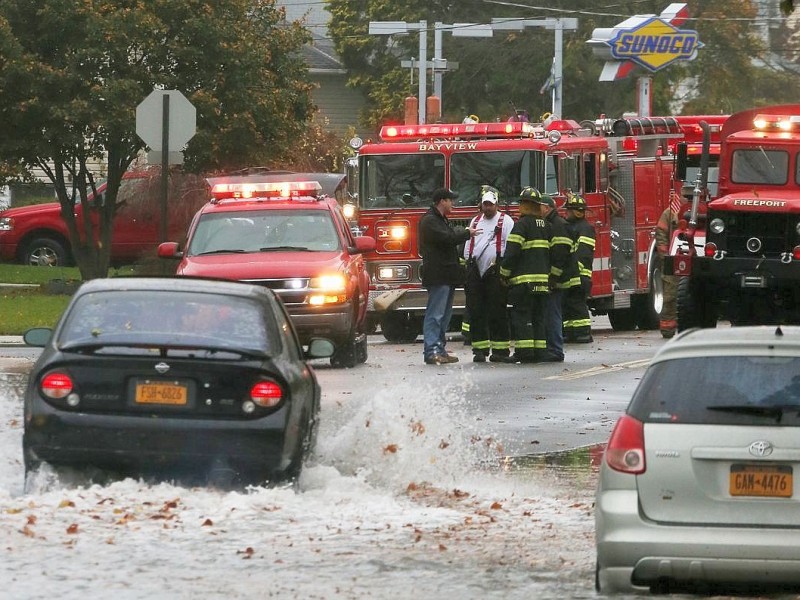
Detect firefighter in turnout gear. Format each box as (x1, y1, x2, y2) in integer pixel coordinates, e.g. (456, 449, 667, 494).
(499, 187, 551, 363)
(562, 194, 595, 343)
(463, 186, 515, 362)
(656, 191, 681, 338)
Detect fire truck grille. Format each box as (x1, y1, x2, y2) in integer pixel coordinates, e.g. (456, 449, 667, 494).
(242, 278, 310, 306)
(713, 212, 795, 257)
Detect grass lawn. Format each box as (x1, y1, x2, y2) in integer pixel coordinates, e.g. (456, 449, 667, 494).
(0, 264, 146, 335)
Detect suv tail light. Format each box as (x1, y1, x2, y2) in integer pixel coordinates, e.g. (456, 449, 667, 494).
(605, 415, 646, 474)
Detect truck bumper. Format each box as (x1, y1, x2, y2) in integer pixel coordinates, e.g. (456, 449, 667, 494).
(368, 287, 466, 314)
(690, 256, 800, 289)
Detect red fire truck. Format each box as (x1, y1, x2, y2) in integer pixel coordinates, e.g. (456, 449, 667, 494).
(670, 104, 800, 329)
(347, 115, 689, 342)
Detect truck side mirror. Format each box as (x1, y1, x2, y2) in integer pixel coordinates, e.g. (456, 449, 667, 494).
(675, 143, 688, 182)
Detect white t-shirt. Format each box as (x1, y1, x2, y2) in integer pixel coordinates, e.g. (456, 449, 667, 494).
(463, 211, 515, 276)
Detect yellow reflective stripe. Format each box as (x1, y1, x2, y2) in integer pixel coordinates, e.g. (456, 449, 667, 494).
(521, 239, 550, 250)
(550, 266, 563, 276)
(579, 267, 592, 277)
(490, 341, 510, 350)
(515, 340, 536, 349)
(499, 267, 511, 277)
(472, 340, 490, 350)
(564, 319, 592, 328)
(558, 277, 582, 289)
(551, 236, 573, 247)
(509, 274, 549, 284)
(578, 236, 596, 247)
(507, 233, 525, 244)
(533, 340, 547, 349)
(462, 322, 470, 332)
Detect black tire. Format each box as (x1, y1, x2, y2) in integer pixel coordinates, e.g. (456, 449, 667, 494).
(635, 259, 661, 330)
(608, 308, 637, 331)
(380, 313, 420, 343)
(355, 332, 368, 364)
(676, 276, 718, 331)
(330, 335, 358, 368)
(22, 237, 68, 267)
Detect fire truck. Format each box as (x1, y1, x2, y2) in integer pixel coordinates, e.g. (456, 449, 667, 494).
(670, 104, 800, 329)
(347, 115, 688, 342)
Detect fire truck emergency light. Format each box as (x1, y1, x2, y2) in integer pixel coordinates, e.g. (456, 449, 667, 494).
(753, 114, 800, 131)
(210, 180, 322, 201)
(380, 121, 537, 141)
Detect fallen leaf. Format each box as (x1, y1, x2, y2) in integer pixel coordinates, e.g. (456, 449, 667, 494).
(66, 523, 79, 534)
(58, 500, 75, 509)
(26, 515, 36, 526)
(438, 440, 450, 449)
(202, 518, 213, 526)
(383, 444, 398, 454)
(490, 501, 503, 510)
(20, 526, 35, 538)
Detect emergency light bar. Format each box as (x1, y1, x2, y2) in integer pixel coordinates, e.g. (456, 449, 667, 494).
(210, 180, 322, 201)
(379, 121, 537, 141)
(753, 114, 800, 131)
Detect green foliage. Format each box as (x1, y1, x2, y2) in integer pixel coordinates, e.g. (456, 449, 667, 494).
(0, 264, 81, 285)
(326, 0, 798, 125)
(0, 0, 314, 280)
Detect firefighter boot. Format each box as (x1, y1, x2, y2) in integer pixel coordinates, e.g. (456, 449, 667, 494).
(660, 319, 677, 339)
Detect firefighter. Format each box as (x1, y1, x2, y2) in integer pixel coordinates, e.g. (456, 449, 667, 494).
(539, 194, 578, 362)
(562, 194, 595, 343)
(656, 191, 681, 338)
(463, 186, 515, 362)
(499, 187, 551, 363)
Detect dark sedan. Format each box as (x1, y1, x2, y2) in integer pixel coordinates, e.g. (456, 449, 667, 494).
(22, 277, 333, 488)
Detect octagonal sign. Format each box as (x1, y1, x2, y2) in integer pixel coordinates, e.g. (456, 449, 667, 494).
(136, 90, 196, 151)
(607, 17, 702, 72)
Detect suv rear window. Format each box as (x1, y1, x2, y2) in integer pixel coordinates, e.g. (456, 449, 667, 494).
(628, 356, 800, 425)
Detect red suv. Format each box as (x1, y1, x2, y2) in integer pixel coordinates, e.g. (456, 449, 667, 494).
(0, 172, 208, 267)
(158, 176, 376, 368)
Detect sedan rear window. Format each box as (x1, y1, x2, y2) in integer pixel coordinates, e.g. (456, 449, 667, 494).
(58, 290, 277, 355)
(628, 356, 800, 425)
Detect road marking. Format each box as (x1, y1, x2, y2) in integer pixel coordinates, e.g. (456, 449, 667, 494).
(544, 358, 651, 381)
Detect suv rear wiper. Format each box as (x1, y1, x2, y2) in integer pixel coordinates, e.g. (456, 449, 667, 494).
(707, 404, 800, 423)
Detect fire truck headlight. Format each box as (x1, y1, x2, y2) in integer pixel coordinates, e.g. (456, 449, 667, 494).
(376, 224, 408, 240)
(547, 130, 562, 144)
(377, 265, 410, 282)
(342, 203, 357, 219)
(709, 218, 725, 234)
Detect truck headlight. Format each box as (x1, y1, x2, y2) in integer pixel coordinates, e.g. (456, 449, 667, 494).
(0, 217, 13, 231)
(709, 218, 725, 234)
(377, 265, 410, 281)
(309, 274, 346, 292)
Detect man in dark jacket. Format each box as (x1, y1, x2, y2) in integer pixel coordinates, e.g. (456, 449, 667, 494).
(419, 188, 479, 365)
(540, 195, 579, 362)
(562, 194, 595, 343)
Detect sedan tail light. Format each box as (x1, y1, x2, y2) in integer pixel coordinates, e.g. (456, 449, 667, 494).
(605, 415, 646, 474)
(40, 372, 73, 400)
(249, 380, 283, 408)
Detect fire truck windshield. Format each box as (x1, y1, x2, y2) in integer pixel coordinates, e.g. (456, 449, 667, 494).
(360, 149, 557, 209)
(450, 150, 552, 205)
(361, 154, 444, 208)
(731, 149, 788, 185)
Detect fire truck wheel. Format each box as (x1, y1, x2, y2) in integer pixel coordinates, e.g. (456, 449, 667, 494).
(608, 308, 637, 331)
(380, 313, 420, 343)
(676, 277, 718, 331)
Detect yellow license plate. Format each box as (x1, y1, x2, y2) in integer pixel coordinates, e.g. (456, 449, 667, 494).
(730, 464, 793, 498)
(135, 382, 188, 405)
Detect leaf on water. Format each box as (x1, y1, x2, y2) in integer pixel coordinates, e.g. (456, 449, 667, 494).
(26, 515, 36, 525)
(58, 500, 75, 509)
(20, 525, 35, 538)
(410, 420, 425, 435)
(438, 544, 447, 551)
(66, 523, 79, 534)
(202, 518, 213, 526)
(438, 440, 450, 449)
(383, 444, 398, 454)
(490, 501, 503, 510)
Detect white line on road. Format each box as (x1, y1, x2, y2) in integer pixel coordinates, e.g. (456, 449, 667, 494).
(544, 358, 651, 381)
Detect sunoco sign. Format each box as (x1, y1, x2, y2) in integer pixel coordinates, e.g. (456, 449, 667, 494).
(608, 17, 702, 72)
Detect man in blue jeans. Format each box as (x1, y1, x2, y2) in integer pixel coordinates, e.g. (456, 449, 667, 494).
(419, 188, 479, 365)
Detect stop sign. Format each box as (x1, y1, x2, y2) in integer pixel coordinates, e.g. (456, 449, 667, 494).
(136, 90, 196, 151)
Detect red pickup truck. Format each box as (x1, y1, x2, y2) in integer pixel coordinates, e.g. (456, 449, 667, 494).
(0, 173, 208, 266)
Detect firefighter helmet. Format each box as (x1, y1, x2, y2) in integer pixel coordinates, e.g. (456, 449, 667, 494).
(519, 186, 543, 203)
(564, 194, 587, 211)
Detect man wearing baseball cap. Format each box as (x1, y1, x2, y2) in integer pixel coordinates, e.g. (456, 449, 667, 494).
(419, 188, 479, 365)
(463, 186, 515, 362)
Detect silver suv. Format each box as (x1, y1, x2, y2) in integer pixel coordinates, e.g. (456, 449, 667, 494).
(596, 325, 800, 594)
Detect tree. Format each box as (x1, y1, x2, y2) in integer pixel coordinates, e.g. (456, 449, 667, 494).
(0, 0, 313, 280)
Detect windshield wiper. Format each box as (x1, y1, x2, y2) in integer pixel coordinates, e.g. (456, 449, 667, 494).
(707, 404, 800, 423)
(259, 245, 310, 251)
(197, 249, 247, 255)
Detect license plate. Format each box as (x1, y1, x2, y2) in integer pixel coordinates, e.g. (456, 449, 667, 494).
(730, 464, 793, 498)
(135, 381, 188, 405)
